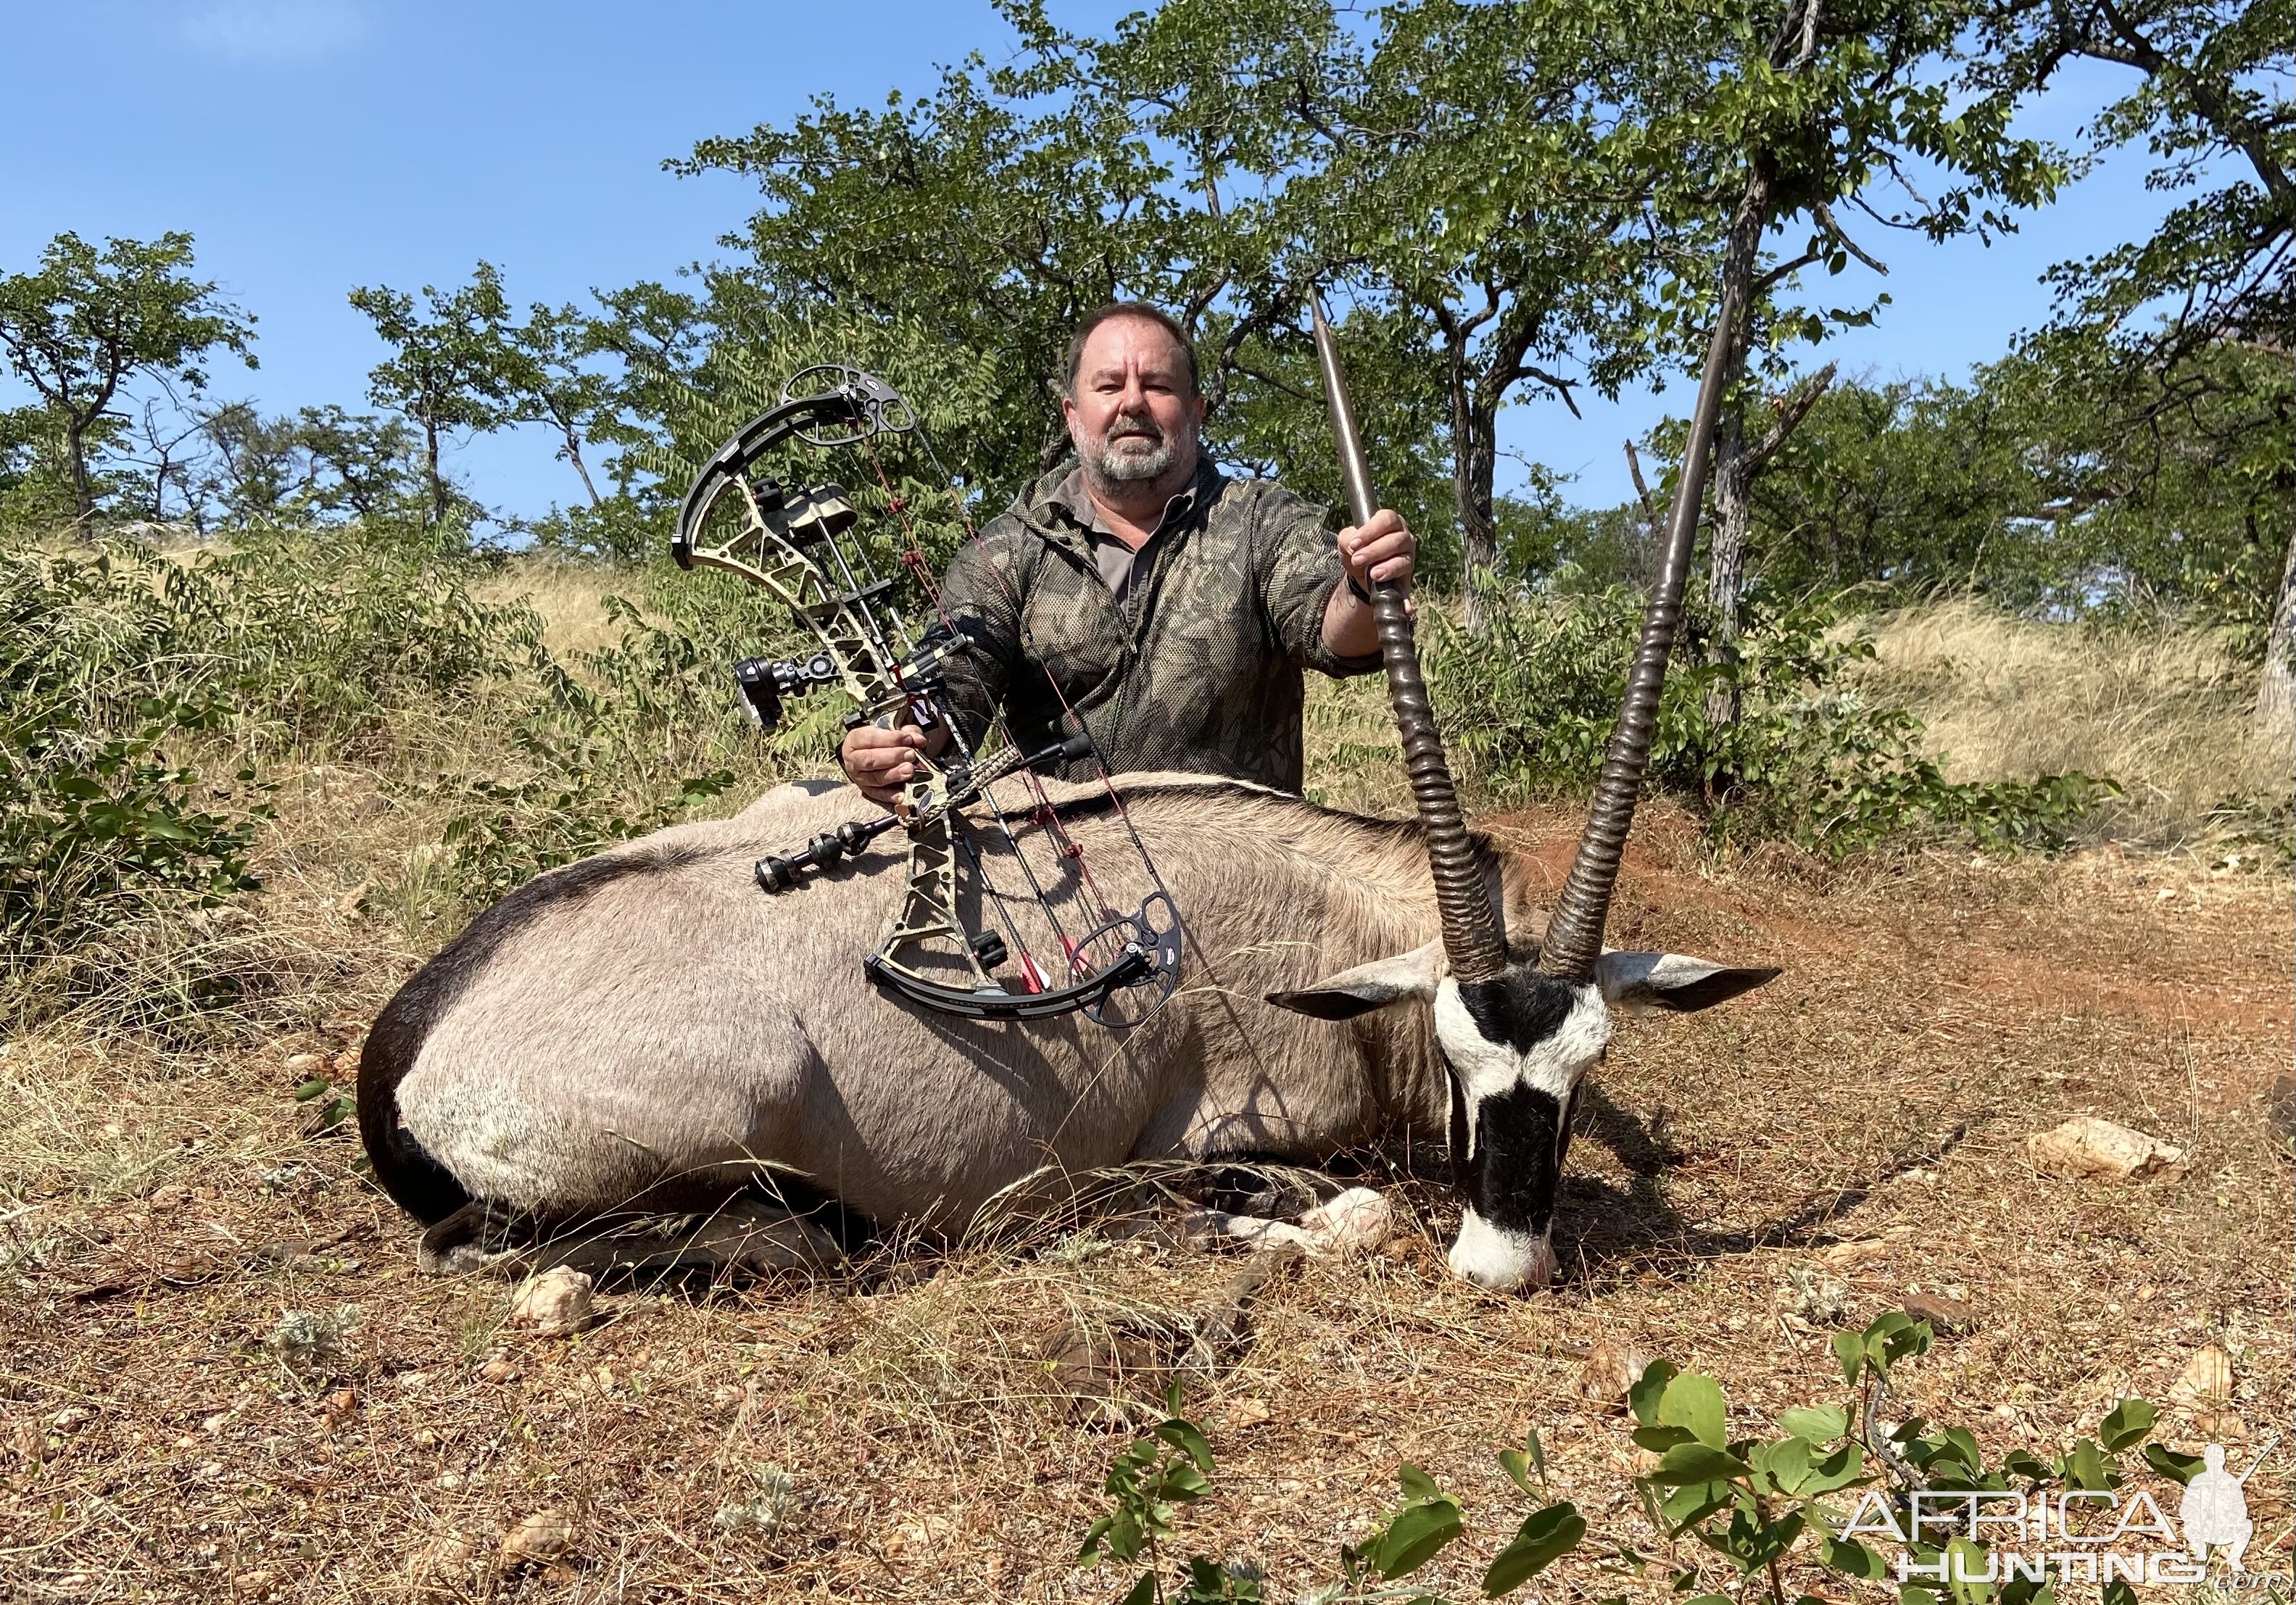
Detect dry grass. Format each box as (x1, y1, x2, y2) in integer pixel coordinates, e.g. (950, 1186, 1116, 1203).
(2, 574, 2289, 1601)
(1851, 600, 2283, 852)
(476, 560, 631, 663)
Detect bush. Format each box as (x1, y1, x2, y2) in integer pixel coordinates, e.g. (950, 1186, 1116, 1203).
(0, 522, 547, 1016)
(1431, 591, 2118, 855)
(0, 700, 269, 982)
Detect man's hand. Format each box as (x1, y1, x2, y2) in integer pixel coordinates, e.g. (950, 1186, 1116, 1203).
(840, 723, 930, 808)
(1322, 508, 1417, 659)
(1338, 507, 1416, 595)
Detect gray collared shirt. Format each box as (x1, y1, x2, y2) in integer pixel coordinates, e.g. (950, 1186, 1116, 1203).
(1041, 465, 1201, 605)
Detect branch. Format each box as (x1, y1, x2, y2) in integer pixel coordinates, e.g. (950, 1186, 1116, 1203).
(1515, 365, 1583, 419)
(1815, 202, 1890, 275)
(1744, 362, 1839, 470)
(1755, 247, 1822, 293)
(1624, 441, 1662, 526)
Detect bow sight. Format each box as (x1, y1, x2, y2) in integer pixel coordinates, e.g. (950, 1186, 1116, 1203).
(671, 364, 1184, 1028)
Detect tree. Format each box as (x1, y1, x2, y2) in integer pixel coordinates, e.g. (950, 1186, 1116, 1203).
(504, 300, 616, 508)
(0, 232, 256, 526)
(674, 16, 1216, 493)
(348, 262, 519, 526)
(1964, 0, 2294, 734)
(290, 405, 420, 523)
(1100, 0, 1720, 629)
(198, 400, 302, 526)
(1668, 0, 2057, 720)
(1970, 0, 2292, 366)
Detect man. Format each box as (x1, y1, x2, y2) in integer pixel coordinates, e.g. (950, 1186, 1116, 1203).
(840, 302, 1415, 802)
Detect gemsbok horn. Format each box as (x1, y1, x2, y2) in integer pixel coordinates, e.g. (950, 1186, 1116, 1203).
(1265, 288, 1781, 1288)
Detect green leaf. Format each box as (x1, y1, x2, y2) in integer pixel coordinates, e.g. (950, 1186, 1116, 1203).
(1756, 1435, 1812, 1493)
(1497, 1429, 1548, 1496)
(1159, 1461, 1211, 1503)
(2098, 1398, 2155, 1453)
(2142, 1442, 2204, 1486)
(1823, 1536, 1886, 1579)
(1947, 1538, 1994, 1605)
(1833, 1332, 1867, 1385)
(1119, 1573, 1159, 1605)
(1780, 1404, 1849, 1443)
(1078, 1515, 1114, 1565)
(1661, 1481, 1734, 1535)
(1371, 1497, 1464, 1580)
(1657, 1373, 1729, 1451)
(1396, 1463, 1444, 1504)
(1649, 1443, 1751, 1486)
(1157, 1418, 1215, 1473)
(1630, 1359, 1679, 1426)
(1633, 1425, 1699, 1453)
(294, 1077, 331, 1101)
(1800, 1443, 1865, 1494)
(1483, 1503, 1586, 1596)
(2065, 1438, 2111, 1491)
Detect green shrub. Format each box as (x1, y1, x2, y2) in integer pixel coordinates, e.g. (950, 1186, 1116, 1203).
(1431, 592, 2118, 855)
(0, 700, 270, 979)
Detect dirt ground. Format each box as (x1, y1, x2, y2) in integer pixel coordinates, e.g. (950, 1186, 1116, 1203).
(3, 805, 2289, 1603)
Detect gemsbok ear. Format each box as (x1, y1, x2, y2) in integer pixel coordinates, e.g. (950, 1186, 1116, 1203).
(1596, 951, 1781, 1015)
(1266, 939, 1443, 1020)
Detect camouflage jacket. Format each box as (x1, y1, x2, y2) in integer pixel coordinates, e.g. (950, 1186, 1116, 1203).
(936, 458, 1379, 792)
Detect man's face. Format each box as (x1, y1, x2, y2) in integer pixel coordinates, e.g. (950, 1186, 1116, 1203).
(1064, 316, 1206, 490)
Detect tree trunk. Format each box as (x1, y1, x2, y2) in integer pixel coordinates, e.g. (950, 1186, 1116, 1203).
(1454, 403, 1501, 636)
(2253, 521, 2296, 769)
(1698, 163, 1771, 728)
(1443, 341, 1499, 635)
(65, 416, 95, 531)
(564, 428, 602, 509)
(1704, 400, 1756, 727)
(423, 416, 445, 527)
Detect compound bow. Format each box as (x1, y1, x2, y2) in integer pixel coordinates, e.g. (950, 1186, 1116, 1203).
(671, 364, 1183, 1027)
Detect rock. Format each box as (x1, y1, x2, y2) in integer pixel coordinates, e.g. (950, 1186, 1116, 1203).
(1820, 1239, 1885, 1269)
(477, 1353, 519, 1384)
(1787, 1268, 1850, 1326)
(1576, 1340, 1647, 1407)
(2169, 1345, 2234, 1408)
(1298, 1186, 1395, 1256)
(500, 1509, 576, 1564)
(1902, 1290, 1978, 1336)
(508, 1266, 595, 1336)
(283, 1053, 326, 1075)
(1182, 1185, 1396, 1258)
(2026, 1116, 2184, 1181)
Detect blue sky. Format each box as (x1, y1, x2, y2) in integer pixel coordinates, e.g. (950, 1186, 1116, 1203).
(0, 0, 2180, 518)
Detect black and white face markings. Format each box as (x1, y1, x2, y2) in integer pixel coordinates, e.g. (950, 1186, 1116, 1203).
(1431, 969, 1609, 1287)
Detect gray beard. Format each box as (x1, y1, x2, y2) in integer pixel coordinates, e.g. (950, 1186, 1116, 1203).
(1082, 427, 1178, 485)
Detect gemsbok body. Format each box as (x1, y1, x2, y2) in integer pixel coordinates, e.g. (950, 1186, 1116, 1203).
(359, 775, 1772, 1287)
